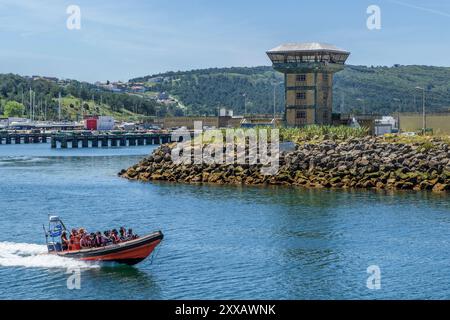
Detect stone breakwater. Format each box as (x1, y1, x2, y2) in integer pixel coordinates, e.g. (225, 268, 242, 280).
(119, 137, 450, 192)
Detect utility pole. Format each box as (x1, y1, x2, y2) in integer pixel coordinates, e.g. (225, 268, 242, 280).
(29, 88, 32, 121)
(393, 98, 401, 131)
(243, 93, 247, 115)
(32, 92, 36, 121)
(415, 87, 426, 135)
(58, 92, 62, 122)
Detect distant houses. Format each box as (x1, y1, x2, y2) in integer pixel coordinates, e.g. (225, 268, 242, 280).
(94, 81, 149, 94)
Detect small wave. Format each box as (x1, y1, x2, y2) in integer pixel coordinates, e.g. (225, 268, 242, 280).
(0, 242, 99, 269)
(0, 156, 48, 165)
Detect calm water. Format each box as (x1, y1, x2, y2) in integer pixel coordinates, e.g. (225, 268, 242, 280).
(0, 144, 449, 300)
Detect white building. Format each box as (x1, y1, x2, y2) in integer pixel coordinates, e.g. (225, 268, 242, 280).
(374, 116, 397, 136)
(97, 116, 115, 131)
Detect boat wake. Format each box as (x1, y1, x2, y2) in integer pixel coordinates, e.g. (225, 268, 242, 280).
(0, 156, 48, 166)
(0, 242, 99, 269)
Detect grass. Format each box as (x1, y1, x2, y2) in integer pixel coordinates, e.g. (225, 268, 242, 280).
(54, 95, 144, 122)
(187, 125, 370, 146)
(280, 125, 370, 143)
(382, 133, 450, 149)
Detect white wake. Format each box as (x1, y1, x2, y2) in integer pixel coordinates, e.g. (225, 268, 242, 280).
(0, 242, 99, 269)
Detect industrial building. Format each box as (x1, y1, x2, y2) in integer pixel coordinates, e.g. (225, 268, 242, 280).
(267, 42, 350, 127)
(84, 116, 115, 131)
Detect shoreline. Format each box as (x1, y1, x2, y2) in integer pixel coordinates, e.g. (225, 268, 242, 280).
(119, 136, 450, 193)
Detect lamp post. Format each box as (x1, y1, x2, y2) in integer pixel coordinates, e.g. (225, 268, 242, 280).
(415, 86, 426, 135)
(393, 98, 401, 131)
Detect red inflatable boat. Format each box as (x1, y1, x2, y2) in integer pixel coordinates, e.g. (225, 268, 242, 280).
(43, 216, 163, 266)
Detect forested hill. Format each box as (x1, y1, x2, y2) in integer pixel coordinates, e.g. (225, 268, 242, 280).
(0, 74, 160, 120)
(1, 65, 449, 120)
(131, 65, 450, 116)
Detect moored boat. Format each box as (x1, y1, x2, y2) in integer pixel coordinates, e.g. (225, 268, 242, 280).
(43, 216, 163, 266)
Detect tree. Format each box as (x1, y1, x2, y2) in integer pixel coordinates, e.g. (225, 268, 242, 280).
(4, 101, 24, 117)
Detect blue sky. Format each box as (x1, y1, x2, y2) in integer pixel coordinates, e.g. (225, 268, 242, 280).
(0, 0, 449, 82)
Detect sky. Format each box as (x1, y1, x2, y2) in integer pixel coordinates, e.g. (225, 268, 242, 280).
(0, 0, 449, 82)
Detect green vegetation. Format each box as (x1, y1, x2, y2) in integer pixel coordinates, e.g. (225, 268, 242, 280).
(334, 65, 450, 115)
(57, 96, 145, 121)
(3, 101, 24, 117)
(382, 133, 450, 147)
(132, 67, 284, 116)
(131, 65, 450, 116)
(280, 125, 370, 143)
(195, 126, 370, 146)
(0, 74, 165, 121)
(1, 64, 449, 120)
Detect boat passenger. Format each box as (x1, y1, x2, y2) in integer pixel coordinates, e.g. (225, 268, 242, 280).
(80, 234, 89, 249)
(119, 227, 127, 241)
(103, 230, 113, 245)
(69, 229, 77, 241)
(111, 229, 120, 244)
(90, 233, 96, 248)
(78, 228, 88, 249)
(95, 231, 105, 247)
(61, 231, 69, 251)
(127, 228, 138, 240)
(69, 228, 81, 251)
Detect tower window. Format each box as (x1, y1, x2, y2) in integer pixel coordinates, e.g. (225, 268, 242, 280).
(323, 73, 329, 82)
(296, 92, 306, 100)
(296, 74, 306, 82)
(323, 111, 328, 121)
(296, 111, 307, 119)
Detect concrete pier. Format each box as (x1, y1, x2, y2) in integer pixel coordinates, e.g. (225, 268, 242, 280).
(0, 132, 175, 149)
(49, 132, 173, 149)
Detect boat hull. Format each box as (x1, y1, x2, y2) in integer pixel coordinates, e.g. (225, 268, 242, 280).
(57, 231, 164, 266)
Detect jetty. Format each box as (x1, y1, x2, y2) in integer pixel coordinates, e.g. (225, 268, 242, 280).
(0, 131, 175, 148)
(0, 132, 51, 144)
(50, 132, 173, 149)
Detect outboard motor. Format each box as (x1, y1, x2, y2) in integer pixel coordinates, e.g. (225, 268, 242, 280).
(47, 242, 63, 253)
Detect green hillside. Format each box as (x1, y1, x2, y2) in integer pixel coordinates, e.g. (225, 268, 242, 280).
(131, 65, 450, 116)
(1, 65, 449, 121)
(0, 74, 163, 121)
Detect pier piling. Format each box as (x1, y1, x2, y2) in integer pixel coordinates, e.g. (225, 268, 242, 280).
(40, 132, 175, 149)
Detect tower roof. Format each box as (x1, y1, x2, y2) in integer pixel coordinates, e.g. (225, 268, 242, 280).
(267, 42, 350, 55)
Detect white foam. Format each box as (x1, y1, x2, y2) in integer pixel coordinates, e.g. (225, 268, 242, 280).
(0, 242, 99, 269)
(0, 156, 47, 165)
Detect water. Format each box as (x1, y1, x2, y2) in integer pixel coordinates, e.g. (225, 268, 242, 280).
(0, 144, 449, 300)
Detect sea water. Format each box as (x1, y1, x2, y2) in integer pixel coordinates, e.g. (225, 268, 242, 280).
(0, 144, 449, 299)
